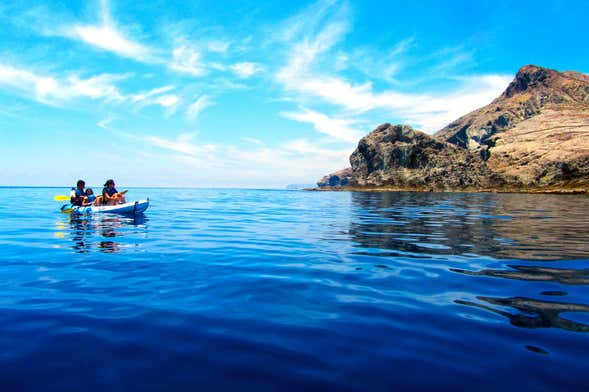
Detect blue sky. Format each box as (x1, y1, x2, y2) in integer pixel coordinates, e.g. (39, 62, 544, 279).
(1, 0, 587, 187)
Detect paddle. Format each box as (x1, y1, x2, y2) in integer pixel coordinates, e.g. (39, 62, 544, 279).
(54, 195, 70, 201)
(54, 189, 128, 201)
(61, 205, 74, 213)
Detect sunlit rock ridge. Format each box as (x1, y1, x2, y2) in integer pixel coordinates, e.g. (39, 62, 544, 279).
(317, 65, 589, 192)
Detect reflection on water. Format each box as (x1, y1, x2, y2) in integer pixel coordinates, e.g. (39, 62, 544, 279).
(349, 192, 589, 260)
(60, 213, 148, 253)
(456, 296, 589, 333)
(451, 265, 589, 285)
(349, 191, 589, 334)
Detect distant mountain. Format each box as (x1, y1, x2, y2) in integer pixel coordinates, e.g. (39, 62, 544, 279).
(317, 65, 589, 193)
(285, 184, 316, 190)
(316, 168, 353, 188)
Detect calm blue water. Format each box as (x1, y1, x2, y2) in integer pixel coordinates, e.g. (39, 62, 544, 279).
(1, 188, 588, 391)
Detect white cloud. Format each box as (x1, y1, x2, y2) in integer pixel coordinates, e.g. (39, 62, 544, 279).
(130, 85, 180, 113)
(274, 1, 511, 132)
(186, 95, 213, 120)
(230, 62, 261, 78)
(0, 63, 186, 115)
(154, 94, 179, 108)
(145, 133, 216, 156)
(241, 137, 264, 145)
(67, 23, 153, 61)
(60, 0, 153, 62)
(281, 107, 362, 143)
(208, 40, 230, 53)
(274, 0, 346, 44)
(130, 85, 175, 102)
(123, 130, 353, 187)
(64, 74, 125, 101)
(170, 45, 206, 76)
(0, 63, 126, 104)
(97, 116, 115, 129)
(281, 138, 351, 159)
(280, 70, 510, 132)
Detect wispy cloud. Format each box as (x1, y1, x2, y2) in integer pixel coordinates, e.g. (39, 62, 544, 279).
(154, 95, 179, 108)
(130, 85, 175, 103)
(0, 63, 187, 115)
(60, 0, 154, 62)
(145, 133, 216, 156)
(97, 116, 115, 129)
(274, 0, 511, 132)
(230, 62, 261, 78)
(0, 63, 126, 105)
(208, 40, 230, 53)
(170, 45, 206, 76)
(346, 36, 416, 83)
(66, 23, 152, 61)
(126, 85, 180, 114)
(241, 137, 265, 145)
(281, 107, 362, 143)
(134, 132, 352, 186)
(186, 95, 213, 120)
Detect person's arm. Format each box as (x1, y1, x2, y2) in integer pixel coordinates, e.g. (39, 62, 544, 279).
(113, 188, 124, 201)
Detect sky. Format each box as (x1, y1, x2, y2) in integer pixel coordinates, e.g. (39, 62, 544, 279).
(1, 0, 588, 187)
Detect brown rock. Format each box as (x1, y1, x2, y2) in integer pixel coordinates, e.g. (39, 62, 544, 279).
(348, 124, 501, 190)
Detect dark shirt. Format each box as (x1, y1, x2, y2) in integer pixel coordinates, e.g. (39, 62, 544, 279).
(71, 188, 85, 206)
(103, 187, 118, 197)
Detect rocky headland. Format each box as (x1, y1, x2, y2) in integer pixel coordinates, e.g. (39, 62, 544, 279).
(316, 65, 589, 193)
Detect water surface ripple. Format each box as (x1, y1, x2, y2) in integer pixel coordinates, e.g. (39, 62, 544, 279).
(0, 188, 588, 390)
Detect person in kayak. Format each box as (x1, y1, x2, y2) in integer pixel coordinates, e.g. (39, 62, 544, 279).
(102, 179, 126, 205)
(70, 179, 86, 206)
(82, 188, 97, 206)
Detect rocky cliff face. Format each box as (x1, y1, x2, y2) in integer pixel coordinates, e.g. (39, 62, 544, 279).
(317, 167, 353, 187)
(348, 124, 503, 190)
(436, 65, 589, 154)
(317, 65, 589, 192)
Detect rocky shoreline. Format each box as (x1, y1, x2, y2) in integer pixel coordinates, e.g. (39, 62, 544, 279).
(308, 186, 589, 194)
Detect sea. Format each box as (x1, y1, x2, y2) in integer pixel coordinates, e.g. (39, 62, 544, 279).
(0, 187, 588, 391)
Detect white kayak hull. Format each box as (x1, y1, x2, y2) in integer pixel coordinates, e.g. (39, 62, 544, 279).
(67, 199, 149, 215)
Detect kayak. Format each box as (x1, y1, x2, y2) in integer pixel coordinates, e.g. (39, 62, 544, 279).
(61, 199, 149, 215)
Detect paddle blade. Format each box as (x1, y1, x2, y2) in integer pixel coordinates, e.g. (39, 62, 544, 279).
(54, 195, 70, 201)
(60, 204, 74, 213)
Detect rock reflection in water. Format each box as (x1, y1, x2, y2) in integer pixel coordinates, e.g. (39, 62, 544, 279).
(456, 296, 589, 332)
(451, 265, 589, 285)
(64, 214, 148, 253)
(349, 192, 589, 260)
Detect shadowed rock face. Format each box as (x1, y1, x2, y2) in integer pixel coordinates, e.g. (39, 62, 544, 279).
(348, 124, 503, 189)
(317, 65, 589, 192)
(316, 167, 353, 187)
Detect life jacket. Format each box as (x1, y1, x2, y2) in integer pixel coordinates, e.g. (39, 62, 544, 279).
(103, 187, 118, 197)
(71, 188, 85, 206)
